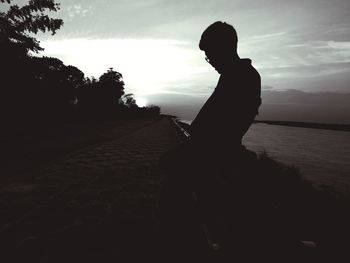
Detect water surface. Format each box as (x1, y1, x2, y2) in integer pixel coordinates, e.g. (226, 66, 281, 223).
(243, 123, 350, 193)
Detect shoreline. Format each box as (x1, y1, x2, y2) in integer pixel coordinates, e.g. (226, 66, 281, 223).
(171, 115, 350, 132)
(255, 120, 350, 132)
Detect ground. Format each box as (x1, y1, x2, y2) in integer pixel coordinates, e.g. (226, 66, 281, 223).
(0, 116, 180, 262)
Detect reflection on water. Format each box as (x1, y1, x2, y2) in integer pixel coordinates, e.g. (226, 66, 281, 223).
(243, 123, 350, 193)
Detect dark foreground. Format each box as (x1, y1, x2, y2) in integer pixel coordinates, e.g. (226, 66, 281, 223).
(0, 116, 179, 262)
(0, 116, 349, 262)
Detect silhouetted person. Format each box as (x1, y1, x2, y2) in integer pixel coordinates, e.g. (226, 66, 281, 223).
(161, 22, 262, 194)
(162, 21, 261, 176)
(160, 21, 290, 262)
(190, 21, 261, 161)
(160, 23, 322, 263)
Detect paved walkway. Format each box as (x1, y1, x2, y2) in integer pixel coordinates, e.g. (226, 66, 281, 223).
(0, 117, 181, 263)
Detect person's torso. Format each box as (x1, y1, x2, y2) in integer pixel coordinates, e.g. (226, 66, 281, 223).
(190, 58, 261, 155)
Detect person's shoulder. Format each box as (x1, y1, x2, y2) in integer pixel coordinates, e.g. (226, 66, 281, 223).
(240, 58, 260, 78)
(222, 59, 260, 82)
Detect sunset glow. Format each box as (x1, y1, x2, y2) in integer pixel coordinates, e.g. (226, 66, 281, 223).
(41, 38, 212, 97)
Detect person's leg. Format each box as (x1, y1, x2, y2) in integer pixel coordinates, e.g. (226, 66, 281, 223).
(159, 164, 206, 261)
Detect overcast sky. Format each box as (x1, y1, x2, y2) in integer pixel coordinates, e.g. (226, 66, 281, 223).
(3, 0, 350, 121)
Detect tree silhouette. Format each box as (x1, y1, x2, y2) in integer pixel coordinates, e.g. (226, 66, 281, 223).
(0, 0, 65, 121)
(0, 1, 160, 122)
(77, 76, 101, 110)
(17, 56, 84, 116)
(62, 65, 85, 104)
(121, 93, 138, 109)
(0, 0, 63, 60)
(77, 68, 125, 116)
(98, 67, 125, 104)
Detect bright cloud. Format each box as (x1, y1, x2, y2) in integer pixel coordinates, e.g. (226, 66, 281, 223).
(34, 0, 350, 96)
(239, 29, 350, 87)
(40, 34, 350, 98)
(40, 38, 215, 97)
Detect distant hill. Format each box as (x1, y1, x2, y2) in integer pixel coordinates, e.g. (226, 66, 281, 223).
(145, 90, 350, 124)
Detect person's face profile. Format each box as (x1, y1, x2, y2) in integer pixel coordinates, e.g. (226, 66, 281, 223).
(204, 49, 225, 73)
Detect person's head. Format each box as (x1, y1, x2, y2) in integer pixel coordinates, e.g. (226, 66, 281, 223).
(199, 21, 238, 73)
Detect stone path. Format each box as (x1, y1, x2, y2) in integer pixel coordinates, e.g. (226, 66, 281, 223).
(0, 117, 181, 263)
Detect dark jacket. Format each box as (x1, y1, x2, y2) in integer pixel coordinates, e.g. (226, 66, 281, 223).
(189, 58, 261, 161)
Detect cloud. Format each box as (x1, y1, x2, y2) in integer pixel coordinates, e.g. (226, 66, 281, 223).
(262, 85, 275, 90)
(259, 61, 350, 93)
(33, 0, 350, 96)
(258, 89, 350, 124)
(65, 4, 93, 21)
(240, 27, 350, 90)
(39, 37, 214, 97)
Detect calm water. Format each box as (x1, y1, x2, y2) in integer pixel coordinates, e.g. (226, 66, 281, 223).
(243, 123, 350, 193)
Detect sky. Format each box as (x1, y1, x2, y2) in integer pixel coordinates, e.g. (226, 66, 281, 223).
(3, 0, 350, 122)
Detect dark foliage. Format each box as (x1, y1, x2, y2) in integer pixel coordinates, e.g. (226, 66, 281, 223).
(250, 152, 350, 261)
(122, 93, 138, 109)
(1, 0, 66, 122)
(0, 0, 63, 59)
(78, 68, 125, 112)
(162, 121, 350, 261)
(0, 1, 161, 126)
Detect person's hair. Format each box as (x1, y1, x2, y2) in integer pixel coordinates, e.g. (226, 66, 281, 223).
(199, 21, 238, 52)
